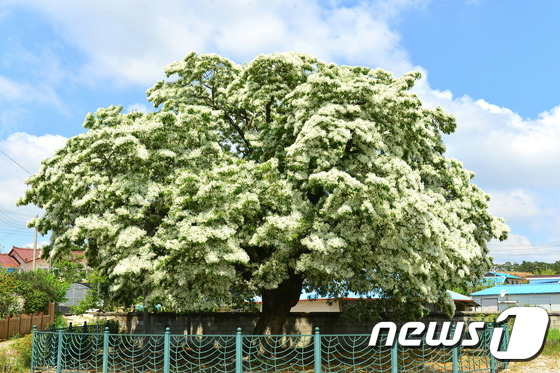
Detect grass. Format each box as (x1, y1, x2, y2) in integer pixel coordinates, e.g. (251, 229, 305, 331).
(0, 334, 32, 373)
(542, 328, 560, 356)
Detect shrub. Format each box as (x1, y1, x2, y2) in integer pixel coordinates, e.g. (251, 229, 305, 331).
(52, 312, 68, 328)
(13, 270, 69, 314)
(546, 328, 560, 342)
(0, 272, 23, 318)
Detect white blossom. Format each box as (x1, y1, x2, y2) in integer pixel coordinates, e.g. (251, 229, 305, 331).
(19, 52, 508, 319)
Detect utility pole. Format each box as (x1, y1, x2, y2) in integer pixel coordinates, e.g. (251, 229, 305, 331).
(32, 215, 38, 270)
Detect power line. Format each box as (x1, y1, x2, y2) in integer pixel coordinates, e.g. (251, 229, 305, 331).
(489, 241, 560, 248)
(0, 207, 36, 218)
(0, 207, 40, 245)
(0, 228, 34, 240)
(490, 248, 560, 255)
(0, 213, 29, 229)
(0, 208, 35, 232)
(0, 149, 32, 175)
(489, 243, 560, 251)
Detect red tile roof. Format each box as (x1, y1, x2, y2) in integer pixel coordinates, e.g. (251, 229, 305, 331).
(0, 253, 19, 268)
(1, 247, 87, 270)
(9, 246, 41, 263)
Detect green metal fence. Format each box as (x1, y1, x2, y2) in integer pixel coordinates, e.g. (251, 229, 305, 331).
(31, 323, 509, 373)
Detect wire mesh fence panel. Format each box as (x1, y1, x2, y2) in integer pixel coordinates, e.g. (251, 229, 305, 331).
(31, 321, 510, 373)
(32, 330, 105, 372)
(400, 345, 453, 373)
(322, 333, 393, 372)
(105, 334, 165, 372)
(458, 324, 509, 372)
(242, 334, 314, 373)
(60, 332, 104, 372)
(169, 334, 237, 373)
(31, 330, 57, 370)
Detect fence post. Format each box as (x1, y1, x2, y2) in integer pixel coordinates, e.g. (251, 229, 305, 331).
(314, 327, 321, 373)
(164, 327, 170, 373)
(47, 324, 55, 366)
(452, 346, 458, 373)
(391, 341, 398, 373)
(489, 321, 497, 373)
(49, 302, 55, 324)
(502, 323, 510, 370)
(102, 326, 109, 373)
(236, 328, 242, 373)
(56, 327, 63, 373)
(31, 325, 37, 373)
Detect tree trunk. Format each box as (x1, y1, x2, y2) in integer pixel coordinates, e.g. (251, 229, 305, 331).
(253, 274, 303, 335)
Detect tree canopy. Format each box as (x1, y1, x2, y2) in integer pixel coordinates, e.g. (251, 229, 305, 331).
(19, 52, 508, 333)
(495, 261, 560, 275)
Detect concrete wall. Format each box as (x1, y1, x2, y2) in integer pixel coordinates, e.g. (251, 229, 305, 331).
(16, 259, 49, 271)
(550, 312, 560, 329)
(88, 310, 560, 335)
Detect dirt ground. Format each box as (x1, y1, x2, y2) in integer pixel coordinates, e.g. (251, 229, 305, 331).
(0, 338, 18, 350)
(63, 313, 98, 326)
(502, 355, 560, 373)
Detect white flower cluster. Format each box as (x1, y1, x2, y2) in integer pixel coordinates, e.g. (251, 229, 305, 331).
(19, 52, 508, 316)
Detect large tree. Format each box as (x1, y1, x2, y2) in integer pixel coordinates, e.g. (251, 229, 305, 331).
(20, 52, 507, 334)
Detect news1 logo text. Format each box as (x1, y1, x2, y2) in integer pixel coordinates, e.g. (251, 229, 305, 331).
(368, 307, 549, 360)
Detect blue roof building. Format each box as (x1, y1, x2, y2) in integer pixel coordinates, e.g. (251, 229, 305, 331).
(471, 283, 560, 312)
(526, 274, 560, 284)
(482, 271, 523, 286)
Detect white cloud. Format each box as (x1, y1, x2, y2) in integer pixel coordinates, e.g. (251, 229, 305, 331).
(126, 103, 150, 114)
(8, 0, 424, 86)
(0, 132, 67, 209)
(489, 234, 560, 263)
(0, 133, 66, 249)
(484, 188, 560, 237)
(0, 108, 26, 137)
(3, 0, 560, 263)
(412, 74, 560, 262)
(413, 74, 560, 189)
(487, 189, 541, 223)
(0, 74, 66, 135)
(0, 76, 62, 107)
(22, 240, 49, 249)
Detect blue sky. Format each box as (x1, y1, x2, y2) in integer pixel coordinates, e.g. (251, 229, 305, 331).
(1, 0, 559, 263)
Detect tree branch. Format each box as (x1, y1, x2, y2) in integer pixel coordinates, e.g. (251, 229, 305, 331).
(223, 112, 253, 155)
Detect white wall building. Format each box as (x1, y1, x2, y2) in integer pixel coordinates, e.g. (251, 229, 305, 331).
(471, 283, 560, 312)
